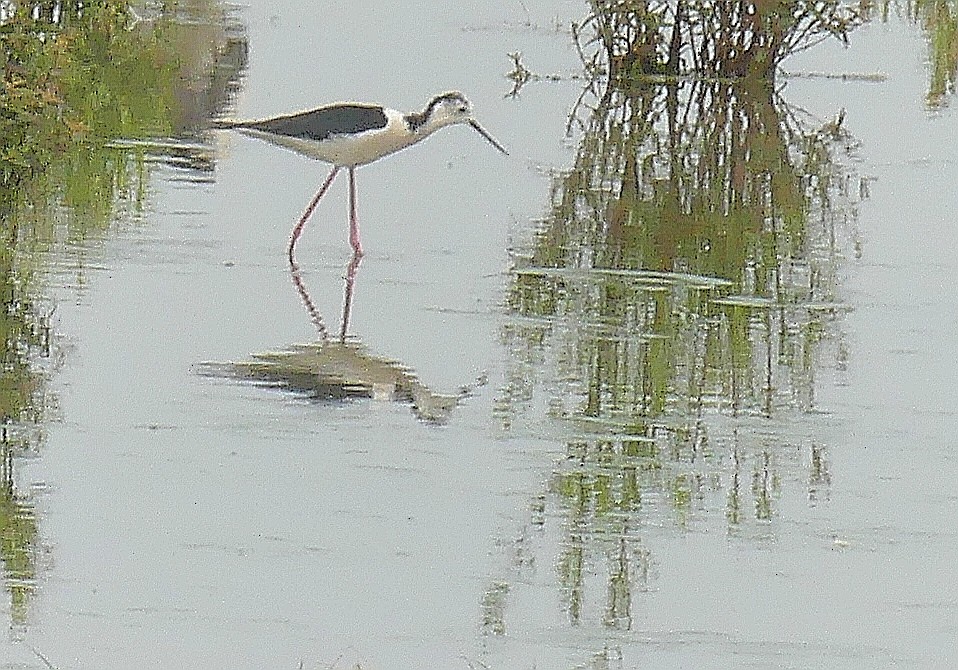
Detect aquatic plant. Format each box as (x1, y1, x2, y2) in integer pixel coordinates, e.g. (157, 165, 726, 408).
(576, 0, 863, 81)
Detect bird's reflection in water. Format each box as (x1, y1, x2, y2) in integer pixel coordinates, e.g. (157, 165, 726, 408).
(200, 254, 465, 424)
(288, 253, 363, 343)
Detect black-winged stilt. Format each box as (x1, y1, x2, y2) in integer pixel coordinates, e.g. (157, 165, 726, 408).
(215, 91, 508, 261)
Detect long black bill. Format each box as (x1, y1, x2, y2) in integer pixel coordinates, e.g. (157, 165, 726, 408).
(468, 119, 509, 155)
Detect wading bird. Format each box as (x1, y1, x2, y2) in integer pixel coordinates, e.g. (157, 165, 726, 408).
(215, 91, 508, 261)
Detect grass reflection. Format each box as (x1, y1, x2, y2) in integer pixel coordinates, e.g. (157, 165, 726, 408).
(496, 74, 863, 636)
(0, 437, 36, 628)
(866, 0, 958, 107)
(0, 0, 245, 632)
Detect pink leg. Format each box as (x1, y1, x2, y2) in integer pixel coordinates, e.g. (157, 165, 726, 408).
(288, 166, 340, 263)
(348, 167, 363, 257)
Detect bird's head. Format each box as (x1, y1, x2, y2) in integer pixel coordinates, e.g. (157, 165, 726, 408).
(424, 91, 473, 126)
(419, 91, 508, 155)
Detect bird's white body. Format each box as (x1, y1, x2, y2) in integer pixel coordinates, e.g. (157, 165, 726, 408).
(234, 108, 414, 167)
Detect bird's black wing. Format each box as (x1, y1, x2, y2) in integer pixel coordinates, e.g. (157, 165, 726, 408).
(221, 104, 389, 141)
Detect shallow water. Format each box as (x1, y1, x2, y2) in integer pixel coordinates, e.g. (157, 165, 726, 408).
(3, 3, 958, 670)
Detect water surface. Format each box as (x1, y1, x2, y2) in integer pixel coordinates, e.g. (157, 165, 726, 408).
(2, 3, 958, 669)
